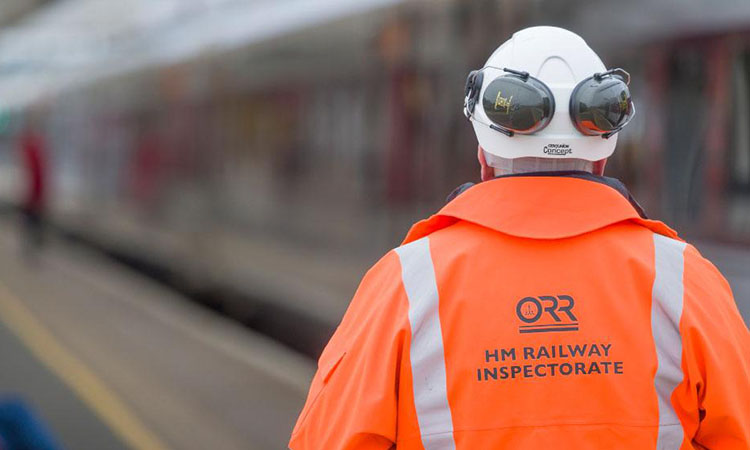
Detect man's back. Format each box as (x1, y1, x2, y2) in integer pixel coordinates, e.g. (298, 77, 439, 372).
(290, 175, 750, 449)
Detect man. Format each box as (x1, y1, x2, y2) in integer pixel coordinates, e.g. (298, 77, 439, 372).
(289, 26, 750, 449)
(19, 124, 47, 260)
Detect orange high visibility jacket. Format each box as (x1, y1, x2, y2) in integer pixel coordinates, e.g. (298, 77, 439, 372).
(289, 175, 750, 449)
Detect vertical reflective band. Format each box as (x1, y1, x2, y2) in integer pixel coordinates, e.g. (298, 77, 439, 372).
(395, 238, 456, 449)
(651, 234, 688, 449)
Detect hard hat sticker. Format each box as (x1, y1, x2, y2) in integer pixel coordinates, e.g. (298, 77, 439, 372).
(542, 144, 572, 156)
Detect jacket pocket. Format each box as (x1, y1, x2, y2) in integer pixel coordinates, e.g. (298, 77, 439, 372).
(321, 351, 346, 383)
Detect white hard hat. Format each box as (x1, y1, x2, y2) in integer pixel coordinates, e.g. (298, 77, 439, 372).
(464, 26, 634, 162)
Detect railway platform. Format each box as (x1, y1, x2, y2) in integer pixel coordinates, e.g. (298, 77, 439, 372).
(0, 218, 314, 450)
(0, 212, 746, 450)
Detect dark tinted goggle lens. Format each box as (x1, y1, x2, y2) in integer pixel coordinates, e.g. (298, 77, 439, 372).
(481, 75, 554, 134)
(570, 75, 633, 135)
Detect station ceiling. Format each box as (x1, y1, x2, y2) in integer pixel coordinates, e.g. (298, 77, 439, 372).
(0, 0, 403, 109)
(0, 0, 46, 26)
(1, 0, 750, 110)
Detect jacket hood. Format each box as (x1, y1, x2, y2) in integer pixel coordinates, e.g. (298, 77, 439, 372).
(402, 175, 679, 244)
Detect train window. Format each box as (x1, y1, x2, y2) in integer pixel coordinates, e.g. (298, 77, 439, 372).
(664, 48, 708, 226)
(730, 49, 750, 193)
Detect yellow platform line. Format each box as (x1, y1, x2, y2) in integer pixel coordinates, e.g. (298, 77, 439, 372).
(0, 281, 168, 450)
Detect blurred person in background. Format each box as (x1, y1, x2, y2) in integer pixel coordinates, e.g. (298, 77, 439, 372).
(289, 27, 750, 449)
(18, 121, 47, 261)
(0, 397, 61, 450)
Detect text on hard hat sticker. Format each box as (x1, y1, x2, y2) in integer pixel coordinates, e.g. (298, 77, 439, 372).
(543, 144, 572, 155)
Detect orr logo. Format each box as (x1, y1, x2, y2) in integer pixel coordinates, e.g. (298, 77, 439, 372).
(515, 295, 578, 333)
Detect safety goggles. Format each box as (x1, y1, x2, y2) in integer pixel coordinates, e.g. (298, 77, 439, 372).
(464, 66, 635, 139)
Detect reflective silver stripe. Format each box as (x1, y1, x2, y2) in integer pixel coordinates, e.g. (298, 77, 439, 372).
(395, 238, 456, 449)
(651, 234, 688, 449)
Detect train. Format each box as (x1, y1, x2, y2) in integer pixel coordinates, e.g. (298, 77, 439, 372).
(0, 0, 749, 356)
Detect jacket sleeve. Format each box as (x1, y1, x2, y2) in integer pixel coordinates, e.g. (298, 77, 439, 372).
(289, 251, 409, 449)
(678, 245, 750, 449)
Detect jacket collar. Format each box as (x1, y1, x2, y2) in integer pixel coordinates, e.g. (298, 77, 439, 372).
(403, 174, 679, 244)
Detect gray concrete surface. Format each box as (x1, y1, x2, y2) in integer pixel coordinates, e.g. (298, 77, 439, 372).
(0, 320, 127, 450)
(0, 219, 315, 450)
